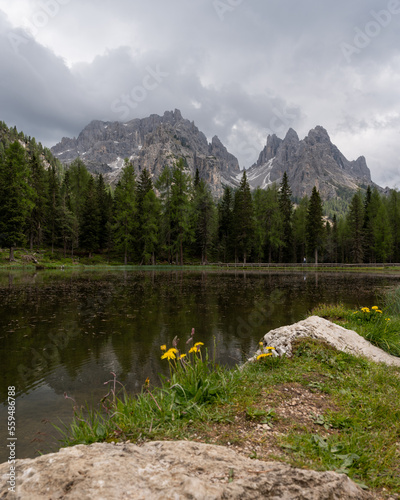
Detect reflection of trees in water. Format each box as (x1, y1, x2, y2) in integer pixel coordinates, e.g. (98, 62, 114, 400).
(0, 271, 396, 403)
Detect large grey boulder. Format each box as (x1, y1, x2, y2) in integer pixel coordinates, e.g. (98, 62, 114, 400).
(257, 316, 400, 367)
(0, 440, 371, 499)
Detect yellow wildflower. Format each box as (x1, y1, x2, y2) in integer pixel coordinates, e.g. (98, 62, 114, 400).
(265, 346, 275, 350)
(189, 346, 198, 354)
(144, 377, 150, 387)
(385, 318, 391, 321)
(180, 353, 187, 359)
(371, 306, 379, 310)
(257, 353, 273, 360)
(259, 342, 264, 347)
(194, 342, 204, 347)
(376, 309, 383, 313)
(160, 345, 167, 351)
(161, 349, 177, 360)
(361, 307, 370, 313)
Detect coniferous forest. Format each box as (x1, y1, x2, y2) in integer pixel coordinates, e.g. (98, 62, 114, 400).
(0, 121, 399, 265)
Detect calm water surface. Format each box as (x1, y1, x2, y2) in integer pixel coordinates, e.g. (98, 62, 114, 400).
(0, 269, 399, 462)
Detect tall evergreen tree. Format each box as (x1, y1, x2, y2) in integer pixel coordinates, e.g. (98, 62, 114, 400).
(80, 177, 100, 257)
(218, 186, 234, 262)
(192, 178, 216, 264)
(292, 195, 308, 262)
(306, 187, 324, 264)
(96, 174, 112, 251)
(347, 191, 364, 263)
(113, 160, 137, 264)
(232, 171, 254, 264)
(46, 165, 62, 253)
(0, 142, 33, 260)
(140, 189, 161, 265)
(27, 151, 48, 250)
(156, 165, 174, 263)
(170, 159, 192, 265)
(278, 172, 293, 262)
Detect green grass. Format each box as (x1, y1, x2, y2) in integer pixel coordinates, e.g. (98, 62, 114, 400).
(311, 302, 400, 357)
(56, 321, 400, 496)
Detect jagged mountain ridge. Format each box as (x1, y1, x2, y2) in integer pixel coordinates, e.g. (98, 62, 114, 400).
(51, 110, 380, 200)
(51, 109, 240, 197)
(240, 126, 378, 200)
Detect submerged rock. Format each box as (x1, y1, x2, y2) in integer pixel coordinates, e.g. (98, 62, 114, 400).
(0, 440, 371, 499)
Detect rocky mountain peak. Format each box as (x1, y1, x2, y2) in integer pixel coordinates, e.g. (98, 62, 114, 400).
(51, 110, 240, 197)
(283, 128, 299, 143)
(242, 125, 378, 200)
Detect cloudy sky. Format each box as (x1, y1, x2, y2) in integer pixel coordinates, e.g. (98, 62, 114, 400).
(0, 0, 399, 187)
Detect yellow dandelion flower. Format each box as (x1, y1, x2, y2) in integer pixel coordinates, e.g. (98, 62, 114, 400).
(257, 353, 273, 360)
(160, 345, 167, 351)
(371, 306, 379, 310)
(385, 318, 391, 321)
(180, 353, 187, 359)
(189, 346, 198, 354)
(161, 349, 177, 360)
(361, 307, 370, 313)
(376, 310, 383, 313)
(265, 346, 275, 350)
(194, 342, 204, 347)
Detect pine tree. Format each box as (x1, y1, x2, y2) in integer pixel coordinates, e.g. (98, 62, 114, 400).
(192, 178, 216, 264)
(46, 165, 62, 253)
(27, 151, 48, 250)
(113, 160, 137, 264)
(292, 195, 308, 262)
(232, 171, 254, 264)
(218, 186, 234, 262)
(0, 142, 33, 260)
(374, 203, 393, 263)
(156, 166, 174, 263)
(278, 172, 293, 262)
(347, 191, 364, 263)
(80, 177, 100, 257)
(306, 187, 324, 264)
(170, 159, 192, 265)
(96, 174, 112, 251)
(140, 190, 160, 265)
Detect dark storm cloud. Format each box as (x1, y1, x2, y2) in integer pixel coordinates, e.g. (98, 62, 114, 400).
(0, 1, 400, 184)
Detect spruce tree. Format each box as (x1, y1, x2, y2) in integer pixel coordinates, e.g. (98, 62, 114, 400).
(0, 142, 33, 260)
(192, 178, 216, 264)
(80, 177, 100, 257)
(156, 166, 173, 263)
(170, 159, 192, 265)
(306, 187, 324, 264)
(278, 172, 293, 262)
(218, 186, 234, 262)
(347, 191, 364, 263)
(113, 160, 137, 264)
(140, 190, 160, 265)
(27, 151, 48, 250)
(232, 171, 254, 264)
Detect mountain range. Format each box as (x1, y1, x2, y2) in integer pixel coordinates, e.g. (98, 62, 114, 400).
(51, 109, 381, 200)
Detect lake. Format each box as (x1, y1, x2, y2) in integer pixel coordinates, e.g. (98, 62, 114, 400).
(0, 269, 399, 462)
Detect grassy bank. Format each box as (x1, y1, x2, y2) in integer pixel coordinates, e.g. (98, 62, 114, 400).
(57, 306, 400, 497)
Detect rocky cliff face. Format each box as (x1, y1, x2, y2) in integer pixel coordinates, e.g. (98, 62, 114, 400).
(51, 109, 240, 197)
(241, 126, 376, 200)
(52, 112, 380, 201)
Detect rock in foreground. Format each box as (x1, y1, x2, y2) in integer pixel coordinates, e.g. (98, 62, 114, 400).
(259, 315, 400, 367)
(0, 440, 371, 499)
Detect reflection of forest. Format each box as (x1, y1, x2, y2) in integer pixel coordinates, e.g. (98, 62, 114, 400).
(0, 270, 397, 460)
(1, 270, 396, 404)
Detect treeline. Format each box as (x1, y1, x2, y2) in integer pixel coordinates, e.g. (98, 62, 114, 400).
(0, 136, 399, 264)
